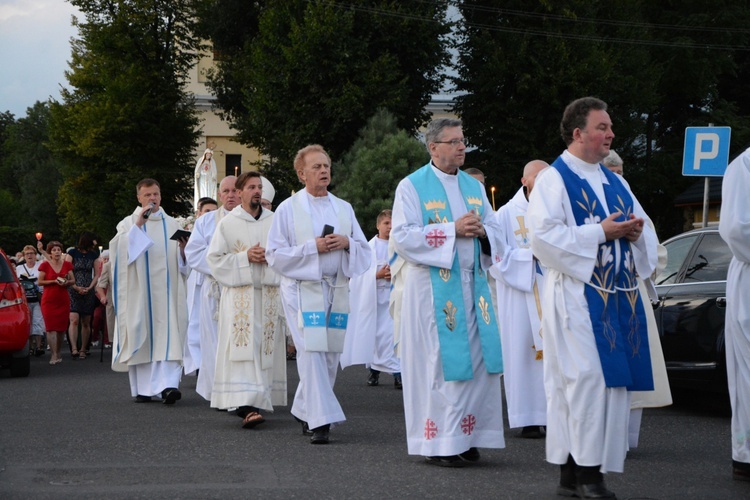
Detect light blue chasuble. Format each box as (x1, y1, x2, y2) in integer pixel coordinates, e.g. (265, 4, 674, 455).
(407, 164, 503, 381)
(552, 156, 654, 391)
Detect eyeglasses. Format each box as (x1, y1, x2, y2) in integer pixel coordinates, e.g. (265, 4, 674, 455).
(433, 138, 468, 146)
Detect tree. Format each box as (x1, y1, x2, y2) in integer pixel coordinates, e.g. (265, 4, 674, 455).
(453, 0, 750, 238)
(334, 109, 428, 237)
(48, 0, 204, 243)
(454, 0, 656, 213)
(2, 102, 65, 244)
(203, 0, 450, 185)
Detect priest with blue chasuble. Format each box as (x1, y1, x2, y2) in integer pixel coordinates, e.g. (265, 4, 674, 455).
(527, 97, 658, 499)
(390, 118, 505, 467)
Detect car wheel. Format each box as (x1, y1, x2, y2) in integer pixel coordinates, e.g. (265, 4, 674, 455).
(9, 353, 30, 377)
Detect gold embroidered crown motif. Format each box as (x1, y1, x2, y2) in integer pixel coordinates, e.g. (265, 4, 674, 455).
(424, 200, 446, 211)
(466, 196, 482, 207)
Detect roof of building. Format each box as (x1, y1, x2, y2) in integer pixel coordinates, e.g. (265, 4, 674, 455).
(674, 177, 723, 206)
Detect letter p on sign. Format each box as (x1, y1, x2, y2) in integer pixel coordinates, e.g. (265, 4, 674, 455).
(682, 127, 731, 177)
(693, 133, 719, 170)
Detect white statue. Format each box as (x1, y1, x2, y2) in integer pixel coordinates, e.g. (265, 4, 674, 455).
(194, 148, 218, 210)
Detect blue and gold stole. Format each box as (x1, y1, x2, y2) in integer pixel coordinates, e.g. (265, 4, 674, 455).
(551, 156, 654, 391)
(408, 164, 503, 381)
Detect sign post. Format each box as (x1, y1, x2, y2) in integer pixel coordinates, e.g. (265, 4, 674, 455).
(682, 126, 731, 228)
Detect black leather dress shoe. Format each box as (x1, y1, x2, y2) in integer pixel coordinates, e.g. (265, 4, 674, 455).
(733, 466, 750, 481)
(521, 425, 545, 439)
(556, 482, 578, 497)
(294, 416, 314, 435)
(458, 447, 480, 462)
(367, 369, 380, 386)
(310, 424, 330, 444)
(576, 482, 615, 499)
(135, 395, 153, 403)
(424, 455, 467, 468)
(393, 373, 403, 390)
(161, 388, 182, 405)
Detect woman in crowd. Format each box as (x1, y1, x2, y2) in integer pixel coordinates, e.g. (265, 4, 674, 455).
(92, 250, 111, 348)
(65, 232, 101, 359)
(16, 245, 46, 356)
(37, 241, 74, 364)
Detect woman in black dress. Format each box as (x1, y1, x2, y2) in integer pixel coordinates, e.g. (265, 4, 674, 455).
(65, 232, 101, 359)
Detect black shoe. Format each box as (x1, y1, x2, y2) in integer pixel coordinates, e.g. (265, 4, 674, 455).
(556, 482, 578, 497)
(310, 424, 330, 444)
(576, 482, 616, 499)
(458, 447, 480, 462)
(521, 425, 545, 439)
(135, 395, 153, 403)
(367, 369, 380, 386)
(424, 455, 467, 468)
(394, 373, 403, 390)
(34, 349, 45, 357)
(161, 388, 182, 405)
(294, 416, 313, 436)
(235, 406, 254, 419)
(733, 467, 750, 481)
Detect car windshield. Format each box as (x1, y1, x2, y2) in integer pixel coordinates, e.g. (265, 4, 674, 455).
(656, 234, 699, 285)
(682, 233, 732, 283)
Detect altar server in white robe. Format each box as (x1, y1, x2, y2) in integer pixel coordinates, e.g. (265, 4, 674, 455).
(185, 176, 240, 400)
(207, 172, 286, 428)
(490, 159, 548, 439)
(342, 209, 401, 389)
(110, 178, 189, 404)
(391, 118, 506, 467)
(183, 197, 218, 376)
(267, 144, 371, 445)
(527, 97, 658, 499)
(603, 151, 672, 449)
(719, 147, 750, 482)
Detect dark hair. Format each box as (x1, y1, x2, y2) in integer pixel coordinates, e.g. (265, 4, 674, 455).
(197, 197, 218, 211)
(560, 97, 607, 146)
(77, 231, 97, 251)
(235, 171, 262, 191)
(46, 240, 64, 253)
(136, 178, 160, 194)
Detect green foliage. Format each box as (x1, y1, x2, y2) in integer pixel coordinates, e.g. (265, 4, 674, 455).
(48, 0, 203, 243)
(334, 109, 428, 237)
(454, 0, 750, 239)
(0, 103, 65, 250)
(203, 0, 450, 179)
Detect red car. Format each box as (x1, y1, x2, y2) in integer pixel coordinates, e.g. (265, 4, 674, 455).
(0, 248, 31, 377)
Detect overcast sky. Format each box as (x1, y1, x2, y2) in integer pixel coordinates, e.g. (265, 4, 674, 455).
(0, 0, 80, 118)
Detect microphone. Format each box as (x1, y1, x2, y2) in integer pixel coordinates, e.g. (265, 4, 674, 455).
(143, 202, 156, 219)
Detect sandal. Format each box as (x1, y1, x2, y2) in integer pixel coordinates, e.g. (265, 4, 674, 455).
(242, 412, 265, 429)
(79, 351, 87, 359)
(71, 350, 79, 359)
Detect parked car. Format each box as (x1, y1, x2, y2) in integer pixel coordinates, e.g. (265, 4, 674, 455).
(654, 227, 732, 395)
(0, 248, 31, 377)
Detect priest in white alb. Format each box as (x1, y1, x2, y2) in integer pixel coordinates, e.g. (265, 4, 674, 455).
(527, 97, 658, 499)
(489, 159, 548, 439)
(184, 176, 240, 401)
(390, 118, 506, 467)
(266, 144, 371, 445)
(719, 147, 750, 482)
(183, 197, 218, 376)
(207, 172, 286, 429)
(110, 178, 189, 404)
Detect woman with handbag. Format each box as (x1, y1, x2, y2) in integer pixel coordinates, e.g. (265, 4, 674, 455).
(37, 241, 74, 365)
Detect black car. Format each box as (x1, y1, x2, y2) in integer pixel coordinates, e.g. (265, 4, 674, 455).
(654, 226, 732, 394)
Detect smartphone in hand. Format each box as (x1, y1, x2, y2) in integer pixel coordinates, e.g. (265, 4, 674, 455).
(321, 224, 334, 237)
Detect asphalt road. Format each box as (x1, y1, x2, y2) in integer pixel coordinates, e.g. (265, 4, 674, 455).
(0, 348, 745, 499)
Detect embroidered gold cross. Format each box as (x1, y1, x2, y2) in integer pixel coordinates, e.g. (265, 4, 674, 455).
(514, 216, 529, 243)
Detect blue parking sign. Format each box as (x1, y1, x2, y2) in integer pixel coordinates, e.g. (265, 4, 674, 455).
(682, 127, 731, 177)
